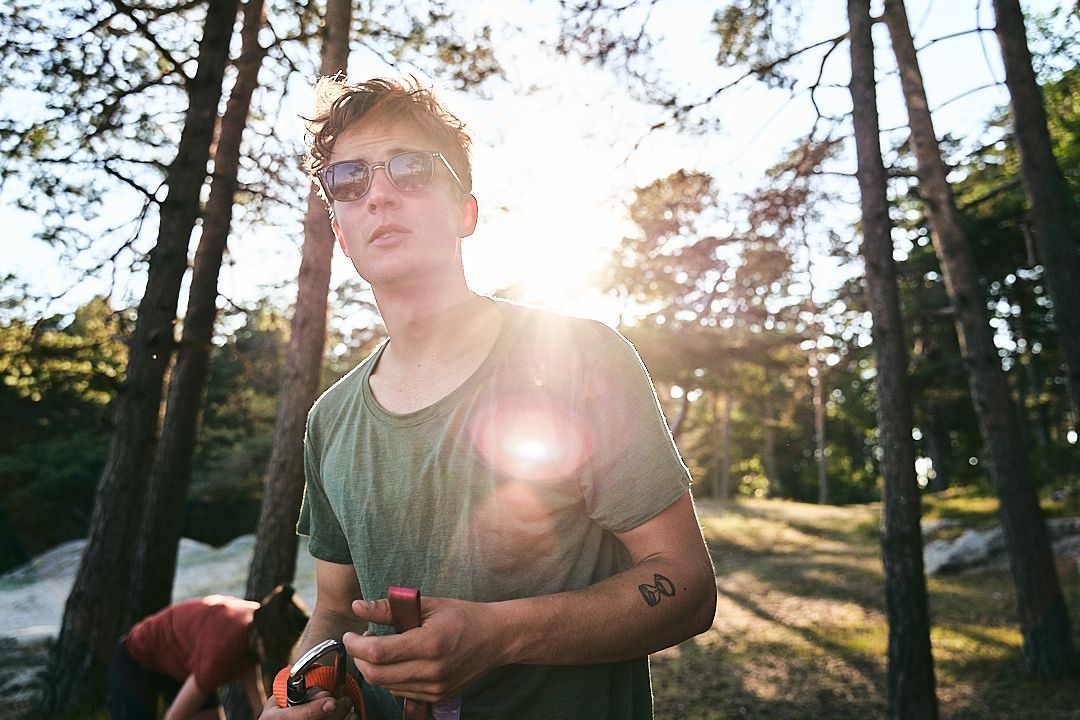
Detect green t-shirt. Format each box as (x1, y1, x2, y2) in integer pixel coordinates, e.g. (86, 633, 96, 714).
(298, 300, 691, 719)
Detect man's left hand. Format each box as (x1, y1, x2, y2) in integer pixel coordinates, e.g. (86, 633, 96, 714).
(343, 596, 504, 703)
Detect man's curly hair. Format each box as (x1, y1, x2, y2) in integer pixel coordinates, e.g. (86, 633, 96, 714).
(303, 76, 473, 210)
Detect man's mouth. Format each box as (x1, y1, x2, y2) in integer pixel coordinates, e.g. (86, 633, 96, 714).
(370, 223, 410, 243)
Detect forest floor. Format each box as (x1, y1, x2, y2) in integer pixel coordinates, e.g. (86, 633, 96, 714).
(5, 490, 1078, 719)
(652, 491, 1080, 719)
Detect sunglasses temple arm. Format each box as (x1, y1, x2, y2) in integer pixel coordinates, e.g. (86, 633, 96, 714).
(437, 153, 465, 193)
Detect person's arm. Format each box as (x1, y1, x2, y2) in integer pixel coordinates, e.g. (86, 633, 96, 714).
(297, 559, 371, 655)
(258, 559, 368, 720)
(244, 664, 265, 719)
(162, 675, 214, 720)
(344, 490, 716, 703)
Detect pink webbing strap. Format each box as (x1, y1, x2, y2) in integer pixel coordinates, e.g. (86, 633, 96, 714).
(388, 586, 429, 720)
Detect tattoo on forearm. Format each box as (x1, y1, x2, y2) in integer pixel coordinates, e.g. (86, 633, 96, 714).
(638, 574, 676, 607)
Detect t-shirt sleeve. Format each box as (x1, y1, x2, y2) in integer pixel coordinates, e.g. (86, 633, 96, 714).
(297, 410, 353, 564)
(577, 322, 693, 533)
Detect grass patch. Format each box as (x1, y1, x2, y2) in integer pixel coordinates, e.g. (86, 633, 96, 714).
(921, 486, 1004, 529)
(921, 482, 1080, 528)
(652, 497, 1080, 719)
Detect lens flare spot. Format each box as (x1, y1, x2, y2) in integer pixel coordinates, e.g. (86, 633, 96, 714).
(514, 438, 552, 464)
(469, 393, 592, 482)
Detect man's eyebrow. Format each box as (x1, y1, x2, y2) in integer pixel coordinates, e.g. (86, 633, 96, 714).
(333, 146, 420, 164)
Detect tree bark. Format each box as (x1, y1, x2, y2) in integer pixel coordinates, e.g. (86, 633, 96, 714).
(813, 365, 828, 504)
(848, 2, 938, 716)
(1010, 277, 1051, 449)
(803, 239, 830, 505)
(244, 0, 353, 603)
(762, 395, 779, 495)
(128, 0, 269, 629)
(36, 1, 240, 715)
(992, 0, 1080, 424)
(711, 392, 733, 500)
(668, 390, 691, 444)
(883, 0, 1075, 676)
(922, 413, 949, 492)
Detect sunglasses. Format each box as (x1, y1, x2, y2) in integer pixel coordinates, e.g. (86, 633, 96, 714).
(317, 150, 464, 202)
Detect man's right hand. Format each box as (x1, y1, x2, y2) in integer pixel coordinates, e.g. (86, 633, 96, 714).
(258, 690, 356, 720)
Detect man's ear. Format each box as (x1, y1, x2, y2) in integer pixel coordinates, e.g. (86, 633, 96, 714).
(331, 221, 350, 256)
(458, 194, 478, 238)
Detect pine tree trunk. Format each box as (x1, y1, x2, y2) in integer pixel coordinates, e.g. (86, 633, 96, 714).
(848, 2, 939, 715)
(711, 393, 732, 500)
(883, 0, 1075, 676)
(762, 396, 779, 495)
(36, 1, 240, 715)
(128, 0, 269, 630)
(803, 244, 830, 505)
(1009, 278, 1048, 448)
(669, 391, 691, 444)
(244, 0, 353, 603)
(992, 0, 1080, 424)
(813, 364, 828, 504)
(922, 413, 949, 492)
(722, 394, 732, 499)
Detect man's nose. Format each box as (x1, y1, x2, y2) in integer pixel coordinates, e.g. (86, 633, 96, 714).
(366, 166, 399, 212)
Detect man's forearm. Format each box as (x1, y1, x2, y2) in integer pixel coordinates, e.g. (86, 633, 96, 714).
(493, 492, 716, 667)
(490, 552, 715, 668)
(294, 606, 369, 660)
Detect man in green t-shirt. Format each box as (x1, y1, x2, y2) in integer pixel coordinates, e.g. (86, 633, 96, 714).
(260, 77, 716, 720)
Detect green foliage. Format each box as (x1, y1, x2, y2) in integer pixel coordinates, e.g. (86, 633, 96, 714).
(176, 297, 384, 545)
(594, 9, 1080, 506)
(0, 296, 128, 571)
(0, 290, 392, 568)
(183, 304, 289, 545)
(0, 0, 201, 250)
(381, 7, 504, 89)
(608, 142, 881, 505)
(712, 0, 804, 88)
(885, 59, 1080, 490)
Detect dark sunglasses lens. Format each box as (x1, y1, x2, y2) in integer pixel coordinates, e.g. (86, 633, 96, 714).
(388, 152, 435, 191)
(326, 162, 371, 201)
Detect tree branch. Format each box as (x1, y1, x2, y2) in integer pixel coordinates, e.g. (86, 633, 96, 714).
(100, 161, 160, 204)
(914, 26, 995, 52)
(107, 0, 189, 78)
(698, 31, 850, 111)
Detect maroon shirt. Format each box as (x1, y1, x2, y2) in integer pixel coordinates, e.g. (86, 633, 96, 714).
(126, 595, 257, 691)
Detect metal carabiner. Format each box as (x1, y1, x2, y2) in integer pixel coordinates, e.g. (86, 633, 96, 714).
(285, 638, 347, 706)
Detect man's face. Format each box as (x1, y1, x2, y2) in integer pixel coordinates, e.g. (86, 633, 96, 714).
(326, 121, 477, 290)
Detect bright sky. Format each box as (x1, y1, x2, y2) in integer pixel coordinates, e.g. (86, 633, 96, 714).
(3, 0, 1069, 328)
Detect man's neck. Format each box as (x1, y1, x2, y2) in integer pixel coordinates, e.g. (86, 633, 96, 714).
(373, 279, 494, 368)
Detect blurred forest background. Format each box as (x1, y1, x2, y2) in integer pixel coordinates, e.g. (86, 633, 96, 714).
(0, 0, 1078, 717)
(2, 0, 1076, 574)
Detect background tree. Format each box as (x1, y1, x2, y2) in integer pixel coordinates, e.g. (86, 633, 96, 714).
(37, 1, 241, 713)
(881, 0, 1074, 676)
(848, 0, 937, 715)
(992, 0, 1080, 424)
(128, 0, 274, 629)
(242, 0, 353, 606)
